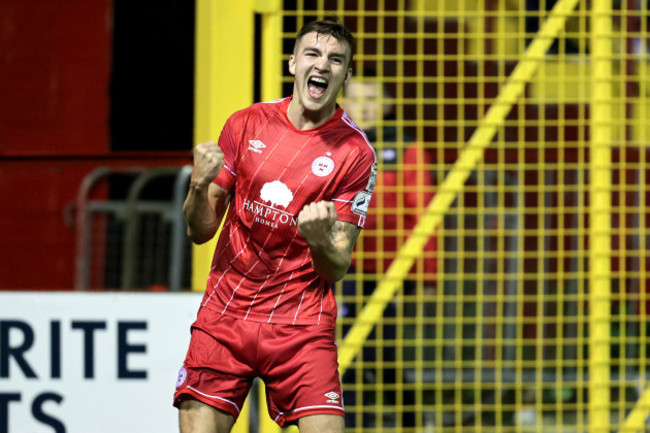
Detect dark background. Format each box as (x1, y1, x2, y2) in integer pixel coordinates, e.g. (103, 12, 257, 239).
(0, 0, 195, 289)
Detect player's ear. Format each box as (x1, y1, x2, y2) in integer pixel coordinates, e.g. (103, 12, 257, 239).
(344, 68, 353, 85)
(288, 55, 296, 76)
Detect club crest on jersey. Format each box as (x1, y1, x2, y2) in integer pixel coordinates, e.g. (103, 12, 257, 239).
(248, 139, 267, 154)
(311, 156, 335, 177)
(351, 190, 372, 216)
(242, 180, 297, 229)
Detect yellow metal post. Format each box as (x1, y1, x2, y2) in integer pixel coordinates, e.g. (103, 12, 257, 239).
(588, 1, 613, 432)
(192, 0, 255, 291)
(257, 0, 283, 102)
(193, 1, 255, 432)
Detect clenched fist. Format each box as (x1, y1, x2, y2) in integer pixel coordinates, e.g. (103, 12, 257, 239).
(191, 141, 225, 188)
(297, 201, 338, 247)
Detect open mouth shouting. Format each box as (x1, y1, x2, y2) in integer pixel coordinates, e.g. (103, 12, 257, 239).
(308, 76, 329, 99)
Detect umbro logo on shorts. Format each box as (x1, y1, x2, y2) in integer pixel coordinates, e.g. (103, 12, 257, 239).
(324, 391, 340, 404)
(248, 139, 266, 154)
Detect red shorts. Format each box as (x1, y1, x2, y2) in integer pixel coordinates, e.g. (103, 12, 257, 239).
(173, 309, 344, 426)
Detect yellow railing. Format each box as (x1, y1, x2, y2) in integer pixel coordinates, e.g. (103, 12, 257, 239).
(588, 1, 613, 432)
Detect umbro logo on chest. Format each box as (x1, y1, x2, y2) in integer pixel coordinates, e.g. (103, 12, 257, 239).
(248, 140, 266, 154)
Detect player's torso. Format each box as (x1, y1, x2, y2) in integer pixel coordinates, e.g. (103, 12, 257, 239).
(231, 106, 352, 252)
(205, 101, 375, 325)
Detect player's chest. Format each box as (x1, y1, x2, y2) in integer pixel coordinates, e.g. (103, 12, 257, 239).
(236, 132, 344, 193)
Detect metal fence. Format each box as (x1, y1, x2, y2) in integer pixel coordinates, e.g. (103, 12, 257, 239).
(75, 165, 193, 291)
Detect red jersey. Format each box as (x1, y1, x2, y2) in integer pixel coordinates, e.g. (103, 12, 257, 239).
(201, 97, 377, 327)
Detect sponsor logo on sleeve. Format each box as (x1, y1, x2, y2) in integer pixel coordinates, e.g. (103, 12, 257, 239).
(351, 191, 372, 216)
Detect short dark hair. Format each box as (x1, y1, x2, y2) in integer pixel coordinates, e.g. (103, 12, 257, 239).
(294, 18, 355, 65)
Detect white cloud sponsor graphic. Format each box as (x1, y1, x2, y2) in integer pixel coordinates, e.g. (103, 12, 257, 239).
(351, 191, 372, 216)
(311, 156, 335, 177)
(243, 180, 297, 229)
(260, 180, 294, 208)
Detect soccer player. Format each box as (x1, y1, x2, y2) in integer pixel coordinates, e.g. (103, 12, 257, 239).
(173, 18, 377, 433)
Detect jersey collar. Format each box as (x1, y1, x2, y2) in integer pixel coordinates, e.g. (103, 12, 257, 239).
(280, 96, 343, 133)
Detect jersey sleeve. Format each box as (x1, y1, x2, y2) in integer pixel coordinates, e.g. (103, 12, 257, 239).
(333, 143, 377, 228)
(212, 113, 240, 192)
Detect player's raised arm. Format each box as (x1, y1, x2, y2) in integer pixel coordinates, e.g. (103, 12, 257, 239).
(183, 141, 232, 244)
(297, 200, 361, 282)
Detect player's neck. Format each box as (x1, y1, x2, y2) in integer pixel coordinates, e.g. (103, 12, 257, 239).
(287, 97, 336, 130)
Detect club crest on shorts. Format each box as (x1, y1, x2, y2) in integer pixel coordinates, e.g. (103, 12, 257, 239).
(176, 367, 187, 388)
(311, 156, 335, 177)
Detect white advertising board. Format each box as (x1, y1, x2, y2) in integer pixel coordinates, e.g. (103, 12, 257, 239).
(0, 292, 203, 433)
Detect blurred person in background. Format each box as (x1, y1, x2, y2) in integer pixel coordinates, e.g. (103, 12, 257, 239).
(340, 70, 438, 428)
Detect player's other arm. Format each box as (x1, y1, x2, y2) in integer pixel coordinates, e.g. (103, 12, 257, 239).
(183, 141, 233, 244)
(298, 201, 361, 283)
